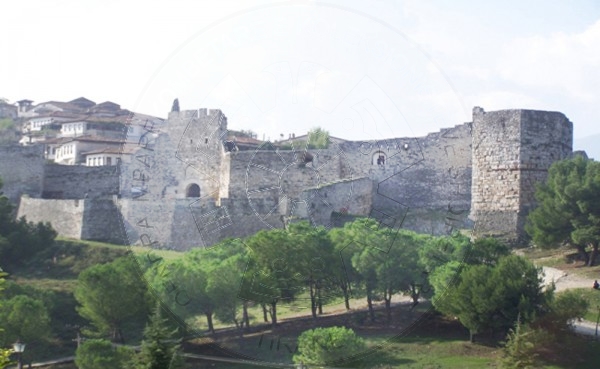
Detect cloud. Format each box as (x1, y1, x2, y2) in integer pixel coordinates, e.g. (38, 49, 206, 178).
(498, 19, 600, 102)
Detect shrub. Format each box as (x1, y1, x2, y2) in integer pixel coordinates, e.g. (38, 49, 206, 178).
(293, 326, 366, 366)
(75, 339, 133, 369)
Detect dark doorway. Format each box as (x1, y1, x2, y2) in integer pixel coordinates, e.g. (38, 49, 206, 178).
(186, 183, 200, 198)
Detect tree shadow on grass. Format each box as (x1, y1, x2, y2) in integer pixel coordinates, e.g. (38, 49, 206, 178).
(331, 348, 416, 368)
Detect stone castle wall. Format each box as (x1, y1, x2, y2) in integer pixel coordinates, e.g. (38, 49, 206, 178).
(82, 198, 126, 244)
(4, 106, 575, 249)
(43, 164, 120, 199)
(18, 197, 126, 244)
(338, 123, 473, 235)
(17, 197, 85, 239)
(0, 145, 45, 205)
(298, 177, 373, 227)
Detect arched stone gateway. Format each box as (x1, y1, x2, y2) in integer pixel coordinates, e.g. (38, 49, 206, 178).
(185, 183, 200, 198)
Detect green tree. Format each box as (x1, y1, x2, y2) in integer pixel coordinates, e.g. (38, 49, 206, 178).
(501, 290, 590, 368)
(75, 339, 133, 369)
(0, 177, 57, 270)
(285, 222, 337, 318)
(307, 127, 330, 149)
(500, 317, 541, 369)
(0, 295, 51, 345)
(75, 256, 150, 342)
(418, 232, 470, 273)
(132, 304, 183, 369)
(0, 271, 14, 369)
(533, 289, 589, 334)
(206, 257, 245, 329)
(329, 226, 364, 311)
(349, 220, 428, 322)
(242, 228, 306, 327)
(293, 326, 365, 366)
(146, 256, 216, 333)
(434, 255, 547, 342)
(526, 156, 600, 266)
(191, 239, 251, 330)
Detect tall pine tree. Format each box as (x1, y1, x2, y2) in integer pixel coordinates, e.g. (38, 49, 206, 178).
(132, 304, 183, 369)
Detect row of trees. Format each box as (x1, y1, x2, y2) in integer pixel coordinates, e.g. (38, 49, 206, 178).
(73, 216, 556, 344)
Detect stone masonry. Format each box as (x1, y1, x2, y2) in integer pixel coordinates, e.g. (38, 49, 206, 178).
(0, 106, 575, 248)
(470, 107, 573, 244)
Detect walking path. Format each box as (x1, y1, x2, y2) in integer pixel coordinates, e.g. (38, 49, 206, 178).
(542, 266, 599, 338)
(542, 266, 595, 291)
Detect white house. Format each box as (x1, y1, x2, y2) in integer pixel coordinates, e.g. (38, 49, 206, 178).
(50, 136, 127, 165)
(82, 146, 134, 166)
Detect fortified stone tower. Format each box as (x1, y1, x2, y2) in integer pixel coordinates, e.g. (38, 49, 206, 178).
(470, 107, 573, 244)
(165, 108, 228, 199)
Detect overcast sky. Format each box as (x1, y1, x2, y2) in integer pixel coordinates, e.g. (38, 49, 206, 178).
(2, 0, 599, 149)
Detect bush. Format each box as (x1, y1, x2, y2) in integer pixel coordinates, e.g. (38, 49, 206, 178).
(0, 295, 51, 345)
(293, 326, 366, 366)
(75, 339, 133, 369)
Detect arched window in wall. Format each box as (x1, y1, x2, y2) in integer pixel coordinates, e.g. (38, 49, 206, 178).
(372, 151, 386, 165)
(186, 183, 201, 198)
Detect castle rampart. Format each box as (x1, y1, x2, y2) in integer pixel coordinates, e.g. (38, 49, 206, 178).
(2, 105, 576, 248)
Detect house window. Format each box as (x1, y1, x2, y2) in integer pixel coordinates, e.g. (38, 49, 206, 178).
(107, 157, 112, 166)
(186, 183, 201, 198)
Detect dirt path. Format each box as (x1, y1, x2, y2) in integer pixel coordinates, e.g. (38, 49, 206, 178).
(541, 266, 596, 291)
(541, 266, 600, 338)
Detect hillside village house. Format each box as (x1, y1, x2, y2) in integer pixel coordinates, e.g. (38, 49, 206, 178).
(48, 136, 124, 165)
(14, 97, 163, 165)
(0, 100, 17, 119)
(83, 146, 136, 166)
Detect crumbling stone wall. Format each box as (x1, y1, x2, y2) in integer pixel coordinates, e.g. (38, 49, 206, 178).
(338, 122, 473, 236)
(298, 177, 373, 227)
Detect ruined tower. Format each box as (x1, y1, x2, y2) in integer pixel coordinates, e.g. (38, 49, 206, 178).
(470, 107, 573, 244)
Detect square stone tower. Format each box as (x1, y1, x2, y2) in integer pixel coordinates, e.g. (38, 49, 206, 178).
(165, 108, 229, 198)
(470, 107, 573, 244)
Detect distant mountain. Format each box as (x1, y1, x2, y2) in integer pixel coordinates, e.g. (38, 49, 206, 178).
(574, 134, 600, 160)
